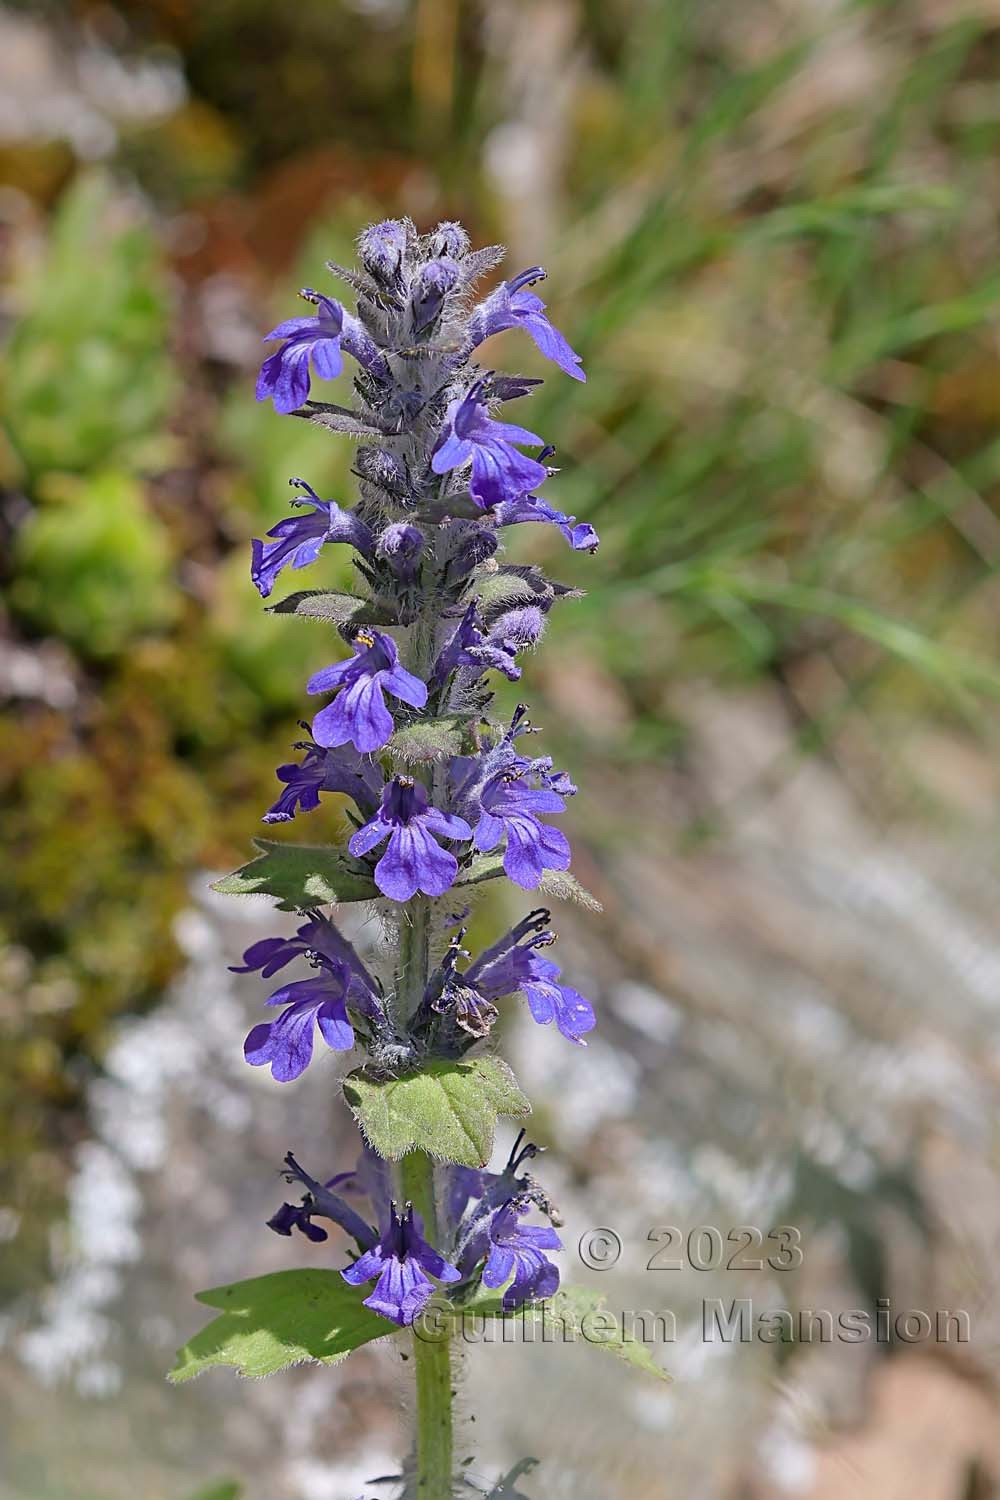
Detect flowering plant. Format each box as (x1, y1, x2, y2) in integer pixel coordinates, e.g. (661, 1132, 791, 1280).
(171, 219, 665, 1496)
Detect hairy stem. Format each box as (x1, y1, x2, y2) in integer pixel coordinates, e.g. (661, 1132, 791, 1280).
(397, 895, 431, 1026)
(397, 603, 454, 1493)
(401, 1148, 454, 1497)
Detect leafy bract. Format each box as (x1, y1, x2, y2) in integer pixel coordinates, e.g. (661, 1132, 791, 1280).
(387, 715, 470, 764)
(210, 838, 378, 910)
(266, 589, 394, 627)
(344, 1057, 530, 1167)
(169, 1270, 389, 1383)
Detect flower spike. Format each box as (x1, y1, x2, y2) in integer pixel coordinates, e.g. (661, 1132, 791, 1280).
(216, 219, 600, 1485)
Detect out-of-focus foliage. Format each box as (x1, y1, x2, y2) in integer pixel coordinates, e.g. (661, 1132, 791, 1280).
(12, 469, 178, 654)
(527, 6, 1000, 784)
(0, 171, 344, 1170)
(3, 174, 176, 480)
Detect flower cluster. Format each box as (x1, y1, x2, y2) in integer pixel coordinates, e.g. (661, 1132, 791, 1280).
(270, 1133, 560, 1326)
(231, 218, 596, 1327)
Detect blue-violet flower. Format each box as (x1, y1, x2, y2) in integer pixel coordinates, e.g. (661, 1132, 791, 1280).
(349, 776, 472, 902)
(431, 383, 548, 510)
(469, 267, 586, 383)
(341, 1203, 460, 1326)
(472, 770, 571, 890)
(251, 480, 374, 599)
(308, 631, 427, 754)
(256, 292, 346, 414)
(480, 1198, 562, 1310)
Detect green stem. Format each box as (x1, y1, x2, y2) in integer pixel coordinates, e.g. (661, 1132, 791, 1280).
(400, 1148, 454, 1497)
(395, 578, 455, 1492)
(396, 895, 431, 1025)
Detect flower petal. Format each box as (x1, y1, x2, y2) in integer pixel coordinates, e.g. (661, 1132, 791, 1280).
(349, 817, 390, 858)
(380, 664, 429, 710)
(481, 1244, 516, 1289)
(372, 826, 422, 902)
(310, 335, 343, 381)
(313, 676, 394, 753)
(316, 999, 355, 1052)
(243, 1003, 317, 1082)
(341, 1247, 384, 1286)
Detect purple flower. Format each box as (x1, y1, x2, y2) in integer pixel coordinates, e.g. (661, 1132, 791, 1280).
(255, 286, 391, 414)
(256, 291, 345, 415)
(424, 929, 499, 1040)
(464, 909, 596, 1044)
(268, 1153, 378, 1249)
(431, 604, 518, 686)
(513, 951, 594, 1044)
(243, 958, 356, 1082)
(267, 1199, 330, 1243)
(349, 777, 472, 902)
(431, 384, 548, 510)
(481, 1198, 562, 1310)
(262, 749, 324, 823)
(231, 915, 383, 1020)
(444, 1131, 555, 1273)
(262, 739, 382, 824)
(495, 493, 599, 553)
(341, 1203, 460, 1326)
(433, 604, 545, 690)
(469, 267, 586, 383)
(450, 708, 575, 827)
(472, 769, 571, 890)
(308, 631, 427, 754)
(251, 480, 374, 599)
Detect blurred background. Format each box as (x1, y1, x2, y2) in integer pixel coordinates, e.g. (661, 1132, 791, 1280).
(3, 0, 1000, 1495)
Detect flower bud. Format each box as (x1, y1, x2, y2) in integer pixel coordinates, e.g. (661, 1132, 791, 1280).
(411, 256, 460, 335)
(431, 221, 470, 259)
(358, 219, 409, 284)
(440, 522, 498, 581)
(377, 522, 425, 581)
(490, 606, 545, 650)
(354, 446, 410, 499)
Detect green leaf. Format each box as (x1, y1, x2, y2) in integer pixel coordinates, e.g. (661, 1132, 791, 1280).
(431, 1286, 670, 1382)
(343, 1057, 530, 1167)
(387, 715, 470, 764)
(301, 405, 388, 439)
(542, 1287, 670, 1380)
(266, 590, 394, 627)
(169, 1270, 390, 1383)
(184, 1483, 242, 1500)
(456, 854, 602, 911)
(210, 838, 378, 910)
